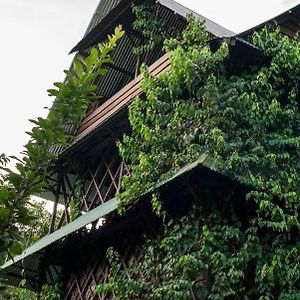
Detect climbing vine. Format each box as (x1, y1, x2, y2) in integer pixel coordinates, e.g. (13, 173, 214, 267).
(101, 19, 300, 298)
(96, 202, 299, 299)
(132, 0, 180, 55)
(0, 26, 124, 256)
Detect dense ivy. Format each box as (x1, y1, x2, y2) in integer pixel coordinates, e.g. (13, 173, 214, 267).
(132, 0, 180, 55)
(96, 202, 299, 299)
(107, 20, 300, 298)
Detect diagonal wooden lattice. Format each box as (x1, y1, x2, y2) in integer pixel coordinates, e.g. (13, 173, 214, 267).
(61, 206, 162, 300)
(63, 251, 110, 300)
(62, 241, 144, 300)
(82, 151, 125, 211)
(53, 151, 129, 230)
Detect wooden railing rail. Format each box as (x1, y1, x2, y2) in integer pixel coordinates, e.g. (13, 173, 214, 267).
(74, 53, 170, 142)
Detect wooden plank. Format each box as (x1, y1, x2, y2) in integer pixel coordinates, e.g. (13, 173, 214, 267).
(79, 53, 169, 128)
(73, 54, 170, 142)
(77, 58, 170, 134)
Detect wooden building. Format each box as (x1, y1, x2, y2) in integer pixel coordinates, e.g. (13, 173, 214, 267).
(1, 1, 300, 299)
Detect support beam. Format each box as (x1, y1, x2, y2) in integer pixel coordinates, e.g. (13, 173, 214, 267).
(106, 63, 135, 78)
(49, 175, 63, 233)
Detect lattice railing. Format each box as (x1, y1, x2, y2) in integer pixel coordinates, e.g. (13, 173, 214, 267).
(82, 152, 125, 211)
(50, 150, 129, 232)
(62, 240, 144, 300)
(63, 251, 109, 300)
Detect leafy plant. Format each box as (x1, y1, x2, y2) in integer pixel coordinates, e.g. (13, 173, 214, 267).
(0, 280, 61, 300)
(132, 0, 180, 55)
(111, 19, 300, 298)
(0, 26, 124, 257)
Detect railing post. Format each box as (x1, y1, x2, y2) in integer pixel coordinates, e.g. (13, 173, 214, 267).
(48, 174, 63, 234)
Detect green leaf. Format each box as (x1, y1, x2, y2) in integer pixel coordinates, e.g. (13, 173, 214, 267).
(15, 163, 25, 175)
(53, 82, 64, 89)
(9, 241, 23, 256)
(0, 186, 9, 202)
(74, 60, 84, 77)
(17, 215, 36, 226)
(0, 207, 10, 219)
(96, 68, 108, 76)
(47, 89, 59, 96)
(86, 48, 99, 71)
(8, 173, 22, 189)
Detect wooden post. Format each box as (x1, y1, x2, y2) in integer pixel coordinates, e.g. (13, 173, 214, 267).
(49, 174, 63, 234)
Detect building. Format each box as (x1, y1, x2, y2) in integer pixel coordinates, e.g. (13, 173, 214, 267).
(1, 0, 300, 299)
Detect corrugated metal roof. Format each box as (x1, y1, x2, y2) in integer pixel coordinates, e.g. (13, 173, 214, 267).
(158, 0, 236, 37)
(84, 0, 123, 37)
(52, 1, 185, 156)
(71, 0, 235, 54)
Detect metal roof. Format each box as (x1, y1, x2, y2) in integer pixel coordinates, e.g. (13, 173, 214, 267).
(158, 0, 236, 37)
(70, 0, 235, 54)
(83, 0, 123, 38)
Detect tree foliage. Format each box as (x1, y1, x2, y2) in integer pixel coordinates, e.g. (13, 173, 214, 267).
(102, 20, 300, 298)
(0, 281, 61, 300)
(0, 26, 124, 256)
(0, 201, 61, 299)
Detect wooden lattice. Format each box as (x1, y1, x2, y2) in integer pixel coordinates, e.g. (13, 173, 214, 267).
(64, 251, 107, 300)
(49, 149, 129, 232)
(63, 242, 145, 300)
(61, 204, 160, 300)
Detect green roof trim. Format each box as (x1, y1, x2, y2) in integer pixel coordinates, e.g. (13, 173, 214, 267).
(1, 198, 119, 271)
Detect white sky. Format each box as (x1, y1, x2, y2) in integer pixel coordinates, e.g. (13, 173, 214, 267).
(0, 0, 300, 160)
(0, 0, 99, 159)
(177, 0, 300, 33)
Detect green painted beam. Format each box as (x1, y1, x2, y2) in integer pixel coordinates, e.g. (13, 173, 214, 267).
(1, 197, 119, 270)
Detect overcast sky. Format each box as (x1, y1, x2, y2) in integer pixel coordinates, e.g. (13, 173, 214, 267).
(1, 0, 300, 161)
(0, 0, 99, 159)
(176, 0, 300, 33)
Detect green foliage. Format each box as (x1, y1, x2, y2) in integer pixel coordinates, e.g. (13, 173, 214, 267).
(118, 19, 218, 203)
(0, 280, 61, 300)
(69, 177, 84, 221)
(96, 203, 300, 299)
(0, 26, 124, 256)
(0, 201, 62, 299)
(0, 200, 54, 261)
(112, 20, 300, 298)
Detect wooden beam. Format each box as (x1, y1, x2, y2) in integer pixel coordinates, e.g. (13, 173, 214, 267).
(74, 53, 170, 142)
(49, 175, 63, 233)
